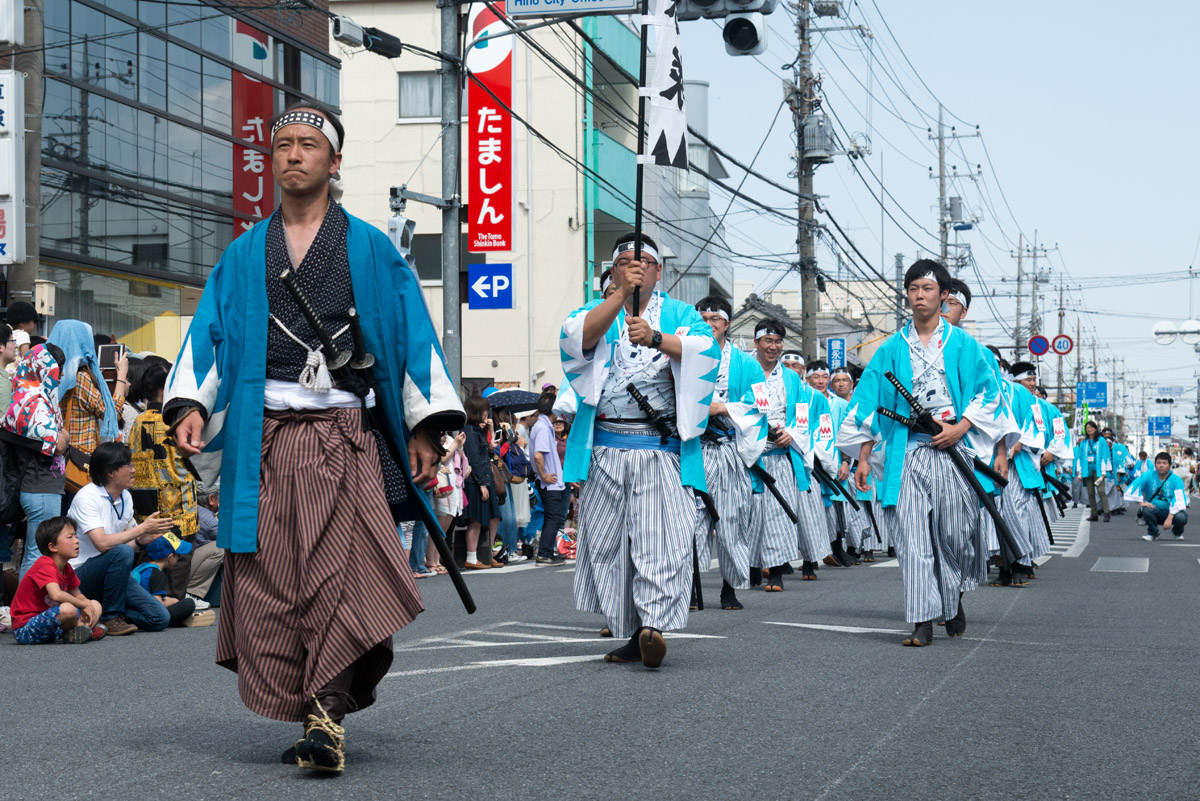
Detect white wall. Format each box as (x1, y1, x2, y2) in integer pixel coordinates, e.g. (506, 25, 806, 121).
(332, 0, 587, 390)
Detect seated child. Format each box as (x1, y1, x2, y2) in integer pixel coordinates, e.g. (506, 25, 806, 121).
(10, 517, 103, 644)
(131, 533, 197, 627)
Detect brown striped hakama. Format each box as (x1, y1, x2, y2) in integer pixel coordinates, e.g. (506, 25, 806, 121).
(215, 408, 423, 722)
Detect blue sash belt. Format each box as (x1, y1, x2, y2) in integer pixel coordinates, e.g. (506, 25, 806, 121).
(594, 429, 681, 454)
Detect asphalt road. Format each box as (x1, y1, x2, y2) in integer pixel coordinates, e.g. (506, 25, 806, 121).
(6, 502, 1199, 801)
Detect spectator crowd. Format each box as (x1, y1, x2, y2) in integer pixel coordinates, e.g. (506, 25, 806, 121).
(1, 306, 580, 644)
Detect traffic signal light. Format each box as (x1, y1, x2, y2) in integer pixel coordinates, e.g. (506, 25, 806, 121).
(677, 0, 779, 57)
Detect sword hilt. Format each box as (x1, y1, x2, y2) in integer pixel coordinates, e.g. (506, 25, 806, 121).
(625, 383, 672, 443)
(280, 270, 351, 371)
(883, 370, 925, 416)
(347, 307, 376, 371)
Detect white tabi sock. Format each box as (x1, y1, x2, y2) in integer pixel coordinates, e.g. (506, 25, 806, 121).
(466, 551, 478, 564)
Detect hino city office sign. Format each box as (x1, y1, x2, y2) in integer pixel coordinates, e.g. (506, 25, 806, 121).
(508, 0, 638, 17)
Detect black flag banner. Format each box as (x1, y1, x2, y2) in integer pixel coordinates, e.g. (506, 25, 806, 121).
(641, 0, 689, 169)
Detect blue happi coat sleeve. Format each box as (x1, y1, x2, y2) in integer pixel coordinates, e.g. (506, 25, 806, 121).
(559, 299, 612, 406)
(662, 298, 721, 443)
(725, 346, 769, 468)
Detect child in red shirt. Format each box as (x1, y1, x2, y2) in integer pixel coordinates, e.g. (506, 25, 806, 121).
(10, 516, 103, 644)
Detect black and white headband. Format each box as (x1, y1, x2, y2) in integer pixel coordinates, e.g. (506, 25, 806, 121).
(271, 110, 341, 153)
(613, 240, 660, 264)
(781, 352, 803, 363)
(600, 273, 614, 295)
(831, 366, 851, 377)
(949, 291, 968, 309)
(697, 306, 730, 321)
(1011, 369, 1036, 381)
(806, 366, 830, 377)
(755, 324, 785, 340)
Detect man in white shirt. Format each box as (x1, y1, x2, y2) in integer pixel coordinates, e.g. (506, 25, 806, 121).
(68, 442, 176, 635)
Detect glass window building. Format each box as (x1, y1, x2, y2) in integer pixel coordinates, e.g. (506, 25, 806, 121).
(36, 0, 338, 354)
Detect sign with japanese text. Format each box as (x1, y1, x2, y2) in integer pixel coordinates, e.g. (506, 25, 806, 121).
(826, 337, 845, 369)
(466, 1, 513, 252)
(1075, 381, 1107, 409)
(0, 69, 25, 264)
(231, 22, 274, 238)
(1149, 416, 1171, 437)
(508, 0, 637, 17)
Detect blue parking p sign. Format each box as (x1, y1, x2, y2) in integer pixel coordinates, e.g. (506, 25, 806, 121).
(467, 263, 513, 310)
(826, 337, 846, 369)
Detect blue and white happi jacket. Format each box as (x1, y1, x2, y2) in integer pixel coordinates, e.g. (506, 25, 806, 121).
(1075, 436, 1113, 481)
(751, 363, 837, 494)
(835, 319, 1018, 508)
(559, 290, 720, 491)
(715, 342, 770, 470)
(164, 211, 465, 553)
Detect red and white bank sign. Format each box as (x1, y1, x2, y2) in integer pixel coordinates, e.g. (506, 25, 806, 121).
(231, 22, 275, 238)
(466, 2, 512, 252)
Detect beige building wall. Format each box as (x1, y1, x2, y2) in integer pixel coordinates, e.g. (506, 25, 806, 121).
(332, 0, 587, 391)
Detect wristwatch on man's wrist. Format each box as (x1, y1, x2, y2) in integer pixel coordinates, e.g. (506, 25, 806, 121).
(650, 331, 663, 349)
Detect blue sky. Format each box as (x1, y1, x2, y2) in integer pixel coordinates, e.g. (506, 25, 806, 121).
(679, 0, 1200, 431)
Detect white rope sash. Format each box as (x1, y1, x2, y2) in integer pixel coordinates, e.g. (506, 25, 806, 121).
(269, 314, 349, 393)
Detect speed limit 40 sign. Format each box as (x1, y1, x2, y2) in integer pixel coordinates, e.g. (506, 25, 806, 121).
(1051, 334, 1074, 356)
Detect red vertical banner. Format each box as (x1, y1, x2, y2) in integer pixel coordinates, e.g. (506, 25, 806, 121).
(231, 22, 275, 238)
(466, 2, 512, 252)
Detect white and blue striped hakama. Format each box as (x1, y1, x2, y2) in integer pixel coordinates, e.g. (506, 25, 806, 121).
(748, 452, 801, 568)
(574, 439, 699, 640)
(696, 439, 753, 589)
(796, 486, 832, 562)
(881, 444, 978, 624)
(997, 479, 1037, 564)
(868, 499, 890, 550)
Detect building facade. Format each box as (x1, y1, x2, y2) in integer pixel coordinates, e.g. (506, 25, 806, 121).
(32, 0, 338, 355)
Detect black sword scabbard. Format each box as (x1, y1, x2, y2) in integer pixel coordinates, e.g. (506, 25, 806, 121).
(749, 464, 798, 524)
(279, 270, 351, 371)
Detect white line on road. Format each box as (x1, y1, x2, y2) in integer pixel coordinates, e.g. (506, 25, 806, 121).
(398, 631, 726, 652)
(765, 622, 907, 635)
(502, 622, 598, 633)
(1034, 555, 1052, 566)
(1062, 513, 1090, 558)
(386, 654, 606, 677)
(1162, 543, 1200, 547)
(557, 567, 576, 573)
(871, 560, 899, 568)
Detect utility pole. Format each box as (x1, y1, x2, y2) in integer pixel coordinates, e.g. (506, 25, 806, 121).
(894, 252, 904, 331)
(9, 0, 43, 308)
(439, 0, 462, 389)
(936, 105, 947, 264)
(1030, 230, 1039, 339)
(1013, 232, 1024, 358)
(795, 0, 817, 361)
(1056, 281, 1065, 406)
(1091, 339, 1097, 381)
(928, 107, 979, 267)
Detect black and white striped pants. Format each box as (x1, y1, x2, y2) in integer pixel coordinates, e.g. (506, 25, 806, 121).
(695, 439, 753, 589)
(574, 445, 699, 640)
(882, 444, 978, 624)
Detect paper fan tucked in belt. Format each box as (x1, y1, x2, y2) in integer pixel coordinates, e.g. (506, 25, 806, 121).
(485, 389, 540, 413)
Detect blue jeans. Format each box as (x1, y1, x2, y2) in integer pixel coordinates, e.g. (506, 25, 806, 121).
(409, 519, 429, 573)
(1144, 507, 1187, 539)
(74, 544, 134, 620)
(520, 489, 544, 545)
(498, 495, 519, 553)
(18, 492, 65, 577)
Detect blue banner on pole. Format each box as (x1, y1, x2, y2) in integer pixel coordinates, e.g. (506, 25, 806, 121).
(1076, 381, 1108, 408)
(1149, 416, 1172, 436)
(826, 337, 846, 369)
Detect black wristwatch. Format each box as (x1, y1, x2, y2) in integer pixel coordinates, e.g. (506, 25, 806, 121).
(650, 331, 663, 349)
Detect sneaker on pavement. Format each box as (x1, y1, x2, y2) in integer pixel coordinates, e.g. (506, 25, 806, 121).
(91, 624, 107, 641)
(1142, 534, 1155, 542)
(102, 616, 137, 636)
(187, 595, 211, 611)
(535, 555, 557, 565)
(508, 553, 529, 564)
(1175, 534, 1185, 541)
(62, 626, 92, 644)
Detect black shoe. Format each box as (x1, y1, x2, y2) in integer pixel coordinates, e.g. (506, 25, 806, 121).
(1087, 514, 1099, 522)
(535, 555, 565, 565)
(887, 546, 897, 558)
(780, 562, 795, 575)
(861, 549, 875, 563)
(749, 567, 763, 587)
(604, 631, 642, 663)
(902, 620, 934, 647)
(989, 568, 1012, 587)
(946, 595, 965, 637)
(521, 542, 535, 559)
(720, 580, 743, 610)
(638, 627, 667, 669)
(831, 539, 853, 567)
(1103, 513, 1111, 523)
(493, 549, 510, 564)
(764, 565, 784, 592)
(295, 702, 346, 774)
(801, 561, 817, 581)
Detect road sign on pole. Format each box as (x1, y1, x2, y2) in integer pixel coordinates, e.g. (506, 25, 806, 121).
(1051, 334, 1073, 356)
(1149, 416, 1172, 437)
(1028, 335, 1050, 356)
(826, 337, 845, 369)
(467, 263, 513, 309)
(1076, 381, 1108, 408)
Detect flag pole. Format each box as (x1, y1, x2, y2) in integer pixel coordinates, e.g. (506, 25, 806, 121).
(631, 0, 650, 321)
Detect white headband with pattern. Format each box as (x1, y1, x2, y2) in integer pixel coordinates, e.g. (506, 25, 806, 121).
(699, 308, 729, 321)
(756, 326, 785, 340)
(613, 241, 660, 263)
(271, 110, 341, 153)
(950, 291, 968, 309)
(781, 352, 803, 363)
(806, 366, 830, 377)
(1011, 369, 1036, 380)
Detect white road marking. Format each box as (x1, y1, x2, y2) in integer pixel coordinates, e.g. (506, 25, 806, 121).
(871, 559, 899, 568)
(503, 622, 598, 633)
(557, 567, 576, 573)
(1034, 555, 1052, 566)
(765, 622, 907, 635)
(386, 654, 606, 677)
(1090, 557, 1149, 573)
(399, 630, 725, 652)
(1061, 513, 1090, 558)
(1162, 543, 1200, 547)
